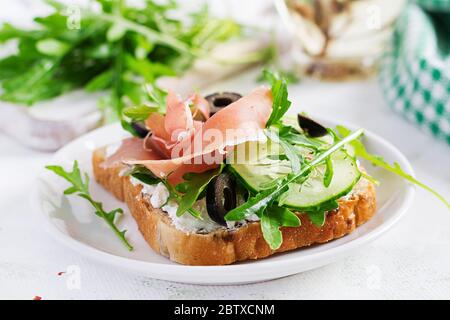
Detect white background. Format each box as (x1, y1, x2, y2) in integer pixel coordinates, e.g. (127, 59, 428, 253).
(1, 0, 450, 299)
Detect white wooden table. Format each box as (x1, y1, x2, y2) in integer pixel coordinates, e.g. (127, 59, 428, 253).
(1, 72, 450, 299)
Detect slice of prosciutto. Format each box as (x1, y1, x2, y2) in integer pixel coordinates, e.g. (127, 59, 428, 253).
(189, 93, 210, 121)
(101, 137, 160, 168)
(164, 90, 195, 142)
(104, 87, 273, 185)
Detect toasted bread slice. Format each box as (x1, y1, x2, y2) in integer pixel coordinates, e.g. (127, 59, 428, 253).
(92, 147, 376, 266)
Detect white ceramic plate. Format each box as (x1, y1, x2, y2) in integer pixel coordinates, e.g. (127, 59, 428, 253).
(32, 120, 415, 285)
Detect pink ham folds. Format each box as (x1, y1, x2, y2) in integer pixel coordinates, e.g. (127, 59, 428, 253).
(103, 87, 273, 185)
(101, 137, 160, 168)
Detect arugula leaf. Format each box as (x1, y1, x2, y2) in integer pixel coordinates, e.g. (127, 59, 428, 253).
(124, 54, 176, 82)
(85, 69, 114, 92)
(257, 68, 299, 85)
(121, 84, 167, 135)
(191, 18, 240, 50)
(323, 156, 333, 187)
(131, 173, 159, 185)
(225, 128, 365, 221)
(124, 165, 160, 185)
(280, 139, 302, 174)
(303, 199, 339, 214)
(0, 59, 63, 105)
(283, 130, 322, 150)
(360, 171, 380, 186)
(122, 105, 159, 121)
(265, 127, 302, 174)
(224, 186, 285, 221)
(121, 166, 209, 222)
(336, 125, 450, 210)
(263, 70, 292, 127)
(120, 119, 140, 138)
(261, 206, 301, 250)
(145, 83, 168, 113)
(122, 165, 208, 218)
(161, 180, 202, 219)
(303, 200, 339, 227)
(175, 165, 224, 217)
(0, 56, 35, 80)
(0, 23, 41, 43)
(36, 38, 70, 57)
(106, 23, 127, 42)
(306, 211, 326, 227)
(46, 161, 133, 251)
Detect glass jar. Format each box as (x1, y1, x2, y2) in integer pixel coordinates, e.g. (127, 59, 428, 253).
(275, 0, 406, 81)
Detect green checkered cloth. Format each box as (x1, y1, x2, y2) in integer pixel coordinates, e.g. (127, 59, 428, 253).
(415, 0, 450, 11)
(379, 1, 450, 145)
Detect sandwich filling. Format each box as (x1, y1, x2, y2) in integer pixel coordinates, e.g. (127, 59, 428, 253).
(101, 71, 374, 250)
(128, 174, 368, 234)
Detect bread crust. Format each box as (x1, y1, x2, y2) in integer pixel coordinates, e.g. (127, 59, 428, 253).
(92, 147, 377, 266)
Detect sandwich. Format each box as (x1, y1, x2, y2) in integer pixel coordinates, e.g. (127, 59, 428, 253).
(91, 72, 378, 265)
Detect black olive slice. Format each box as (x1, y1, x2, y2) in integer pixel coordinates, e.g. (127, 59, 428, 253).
(131, 121, 149, 138)
(297, 114, 328, 137)
(206, 172, 237, 226)
(205, 92, 242, 115)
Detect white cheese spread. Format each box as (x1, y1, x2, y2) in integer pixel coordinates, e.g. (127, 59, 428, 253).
(131, 178, 226, 233)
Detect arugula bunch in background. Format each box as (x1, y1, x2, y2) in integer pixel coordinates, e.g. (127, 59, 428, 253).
(0, 0, 241, 121)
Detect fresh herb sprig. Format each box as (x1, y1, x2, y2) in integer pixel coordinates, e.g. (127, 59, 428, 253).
(336, 125, 450, 209)
(263, 70, 292, 127)
(46, 161, 133, 250)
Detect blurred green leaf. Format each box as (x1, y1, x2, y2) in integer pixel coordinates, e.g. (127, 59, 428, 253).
(123, 104, 159, 121)
(36, 38, 70, 56)
(85, 69, 113, 91)
(107, 23, 127, 42)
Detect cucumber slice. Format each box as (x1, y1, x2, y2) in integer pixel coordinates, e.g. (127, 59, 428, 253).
(280, 151, 360, 209)
(228, 140, 290, 192)
(229, 141, 361, 210)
